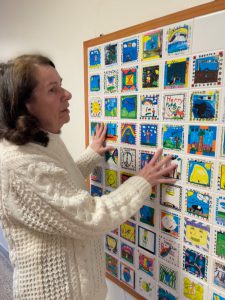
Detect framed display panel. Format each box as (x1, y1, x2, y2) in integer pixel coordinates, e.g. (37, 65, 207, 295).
(84, 1, 225, 299)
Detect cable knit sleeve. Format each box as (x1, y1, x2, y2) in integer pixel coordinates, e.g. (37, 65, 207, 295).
(2, 155, 151, 240)
(74, 146, 104, 178)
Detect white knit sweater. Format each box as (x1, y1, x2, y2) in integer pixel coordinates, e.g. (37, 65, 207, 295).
(0, 133, 151, 300)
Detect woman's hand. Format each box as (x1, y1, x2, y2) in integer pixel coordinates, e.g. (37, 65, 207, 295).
(138, 148, 178, 187)
(90, 123, 114, 155)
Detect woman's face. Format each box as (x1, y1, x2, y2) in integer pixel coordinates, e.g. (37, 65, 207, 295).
(26, 64, 72, 133)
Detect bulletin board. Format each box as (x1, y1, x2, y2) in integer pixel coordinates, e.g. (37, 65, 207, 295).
(83, 1, 225, 299)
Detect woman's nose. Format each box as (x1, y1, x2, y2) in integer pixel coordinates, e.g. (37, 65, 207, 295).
(63, 88, 72, 100)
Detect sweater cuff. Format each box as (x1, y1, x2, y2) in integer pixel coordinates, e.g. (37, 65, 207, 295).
(125, 176, 151, 201)
(86, 146, 104, 164)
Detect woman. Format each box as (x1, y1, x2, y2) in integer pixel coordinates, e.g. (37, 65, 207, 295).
(0, 54, 177, 300)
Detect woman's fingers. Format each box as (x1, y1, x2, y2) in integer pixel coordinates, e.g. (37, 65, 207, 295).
(157, 177, 177, 184)
(148, 148, 163, 165)
(158, 163, 178, 177)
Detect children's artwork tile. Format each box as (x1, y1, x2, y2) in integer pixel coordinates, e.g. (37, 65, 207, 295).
(104, 70, 119, 93)
(191, 51, 224, 88)
(104, 97, 118, 118)
(140, 94, 160, 120)
(212, 291, 225, 300)
(184, 217, 210, 252)
(104, 43, 118, 66)
(105, 148, 119, 166)
(163, 92, 186, 120)
(137, 271, 156, 299)
(139, 204, 155, 227)
(214, 229, 225, 259)
(105, 253, 118, 278)
(141, 29, 163, 61)
(120, 262, 135, 289)
(183, 246, 208, 281)
(89, 47, 101, 69)
(160, 184, 182, 211)
(89, 97, 102, 118)
(187, 158, 213, 188)
(139, 150, 155, 169)
(217, 163, 225, 192)
(190, 90, 219, 122)
(91, 166, 103, 184)
(120, 147, 136, 171)
(140, 123, 158, 147)
(90, 184, 103, 196)
(185, 189, 212, 221)
(164, 57, 189, 89)
(90, 121, 101, 136)
(105, 234, 119, 255)
(120, 221, 136, 244)
(138, 226, 156, 254)
(158, 286, 177, 300)
(89, 74, 101, 92)
(121, 37, 139, 64)
(183, 275, 206, 300)
(120, 171, 134, 184)
(105, 169, 118, 189)
(159, 234, 180, 267)
(187, 125, 217, 157)
(160, 210, 180, 238)
(120, 242, 135, 265)
(121, 66, 138, 92)
(141, 64, 160, 90)
(159, 263, 178, 291)
(162, 153, 183, 180)
(121, 123, 136, 145)
(221, 127, 225, 158)
(162, 125, 184, 151)
(165, 22, 192, 56)
(138, 251, 156, 278)
(216, 196, 225, 226)
(213, 260, 225, 291)
(120, 95, 137, 119)
(106, 122, 118, 142)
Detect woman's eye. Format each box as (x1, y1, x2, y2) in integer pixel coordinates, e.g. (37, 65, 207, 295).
(49, 87, 57, 93)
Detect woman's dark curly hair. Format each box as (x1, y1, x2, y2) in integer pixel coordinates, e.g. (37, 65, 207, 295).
(0, 54, 55, 146)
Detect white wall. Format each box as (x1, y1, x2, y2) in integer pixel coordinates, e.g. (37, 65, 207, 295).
(0, 0, 213, 299)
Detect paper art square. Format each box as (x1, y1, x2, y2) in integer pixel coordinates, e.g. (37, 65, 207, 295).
(218, 163, 225, 192)
(120, 171, 133, 184)
(139, 205, 155, 227)
(190, 90, 219, 121)
(183, 246, 208, 281)
(183, 275, 205, 300)
(122, 38, 139, 63)
(164, 57, 189, 89)
(139, 150, 155, 169)
(159, 235, 180, 267)
(105, 169, 118, 188)
(121, 67, 138, 92)
(140, 94, 160, 120)
(120, 95, 137, 119)
(165, 22, 192, 55)
(160, 184, 182, 211)
(221, 127, 225, 158)
(104, 97, 118, 117)
(213, 260, 225, 290)
(162, 154, 182, 180)
(91, 166, 103, 184)
(184, 218, 210, 252)
(104, 70, 118, 93)
(120, 147, 136, 171)
(187, 125, 217, 157)
(138, 226, 156, 254)
(120, 220, 136, 244)
(158, 286, 177, 300)
(162, 125, 184, 151)
(215, 230, 225, 259)
(105, 253, 118, 278)
(90, 74, 101, 92)
(159, 264, 178, 291)
(163, 92, 186, 120)
(137, 272, 156, 299)
(105, 148, 118, 166)
(105, 234, 118, 255)
(216, 196, 225, 227)
(104, 43, 118, 66)
(192, 51, 224, 88)
(90, 185, 103, 197)
(141, 64, 160, 89)
(89, 98, 102, 118)
(120, 263, 135, 289)
(142, 29, 163, 61)
(185, 189, 212, 221)
(212, 292, 225, 300)
(187, 159, 213, 188)
(140, 124, 158, 147)
(106, 122, 118, 142)
(160, 210, 180, 238)
(89, 48, 101, 68)
(121, 242, 134, 265)
(138, 252, 155, 278)
(121, 123, 136, 145)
